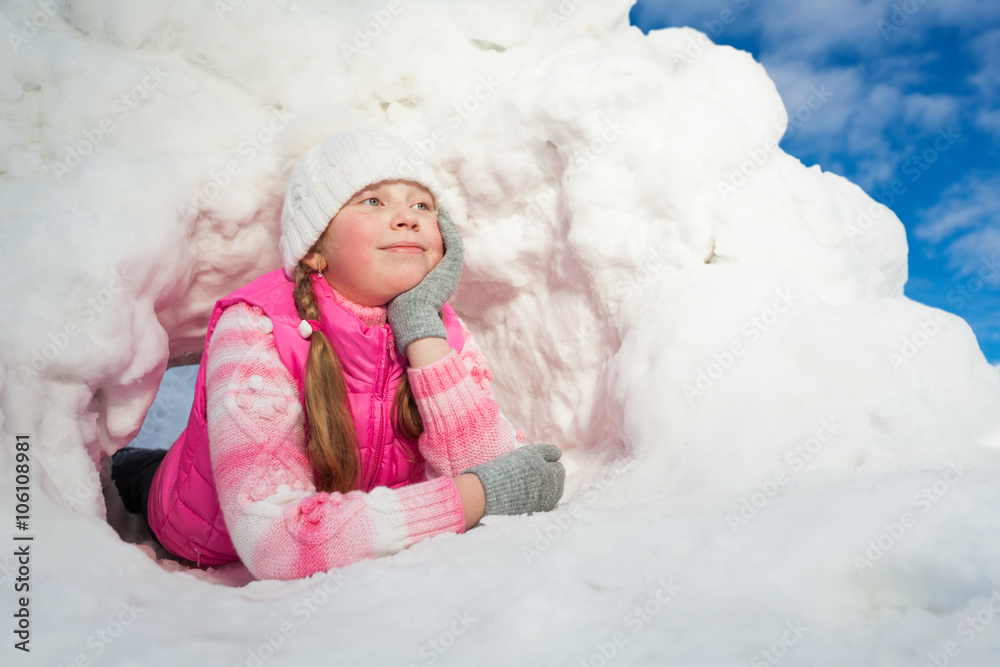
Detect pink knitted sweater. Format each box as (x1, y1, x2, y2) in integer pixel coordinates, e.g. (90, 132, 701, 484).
(205, 293, 521, 580)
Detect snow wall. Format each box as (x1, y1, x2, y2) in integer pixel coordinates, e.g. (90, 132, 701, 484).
(1, 0, 1000, 665)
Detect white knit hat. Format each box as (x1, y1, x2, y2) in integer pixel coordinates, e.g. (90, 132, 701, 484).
(279, 129, 447, 278)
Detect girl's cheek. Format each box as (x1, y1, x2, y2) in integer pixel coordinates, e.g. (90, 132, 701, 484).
(430, 231, 445, 263)
(426, 247, 444, 272)
(350, 254, 376, 279)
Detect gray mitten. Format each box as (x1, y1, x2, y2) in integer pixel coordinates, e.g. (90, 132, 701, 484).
(387, 206, 464, 356)
(462, 444, 565, 516)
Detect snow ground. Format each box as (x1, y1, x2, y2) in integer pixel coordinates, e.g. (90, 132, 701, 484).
(1, 0, 999, 665)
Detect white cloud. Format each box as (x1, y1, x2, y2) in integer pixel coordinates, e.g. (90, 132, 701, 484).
(633, 0, 1000, 60)
(631, 0, 887, 59)
(970, 28, 1000, 137)
(931, 0, 1000, 27)
(944, 226, 1000, 278)
(976, 108, 1000, 138)
(748, 0, 894, 59)
(970, 28, 1000, 85)
(901, 93, 960, 132)
(916, 173, 1000, 247)
(751, 0, 1000, 57)
(762, 59, 866, 141)
(915, 173, 1000, 294)
(763, 59, 962, 190)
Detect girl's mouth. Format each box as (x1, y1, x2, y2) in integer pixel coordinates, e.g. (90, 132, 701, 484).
(382, 243, 424, 254)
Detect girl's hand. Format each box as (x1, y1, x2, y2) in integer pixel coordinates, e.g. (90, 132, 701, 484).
(460, 444, 565, 517)
(453, 473, 487, 530)
(387, 207, 464, 356)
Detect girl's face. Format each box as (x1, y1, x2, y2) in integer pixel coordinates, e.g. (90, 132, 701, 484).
(306, 180, 444, 306)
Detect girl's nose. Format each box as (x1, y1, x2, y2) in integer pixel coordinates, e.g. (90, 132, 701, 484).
(391, 204, 419, 229)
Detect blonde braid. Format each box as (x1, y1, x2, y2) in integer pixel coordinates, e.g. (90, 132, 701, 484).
(292, 261, 360, 493)
(289, 239, 429, 492)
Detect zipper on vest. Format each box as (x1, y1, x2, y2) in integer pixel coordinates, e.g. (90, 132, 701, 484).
(364, 332, 392, 491)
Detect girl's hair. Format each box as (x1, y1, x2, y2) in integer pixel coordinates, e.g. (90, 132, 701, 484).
(291, 241, 424, 493)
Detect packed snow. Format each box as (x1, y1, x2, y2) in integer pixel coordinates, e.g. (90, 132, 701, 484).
(1, 0, 999, 665)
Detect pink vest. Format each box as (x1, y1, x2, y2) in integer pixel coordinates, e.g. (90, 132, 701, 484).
(147, 269, 464, 566)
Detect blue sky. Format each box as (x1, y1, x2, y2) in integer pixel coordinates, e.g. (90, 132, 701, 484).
(630, 0, 1000, 364)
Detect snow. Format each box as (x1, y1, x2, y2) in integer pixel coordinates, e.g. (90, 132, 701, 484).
(1, 0, 999, 665)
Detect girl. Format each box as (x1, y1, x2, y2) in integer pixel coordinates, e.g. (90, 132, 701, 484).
(111, 129, 565, 581)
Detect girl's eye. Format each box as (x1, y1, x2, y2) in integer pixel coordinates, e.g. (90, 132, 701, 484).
(363, 197, 381, 206)
(414, 202, 430, 211)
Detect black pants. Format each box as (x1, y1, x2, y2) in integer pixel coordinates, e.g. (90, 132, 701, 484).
(110, 447, 168, 523)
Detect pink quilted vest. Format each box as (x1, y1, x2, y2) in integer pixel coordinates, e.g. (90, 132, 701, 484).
(147, 269, 464, 566)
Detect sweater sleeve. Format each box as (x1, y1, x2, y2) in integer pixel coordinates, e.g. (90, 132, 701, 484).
(406, 316, 521, 478)
(205, 301, 466, 581)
